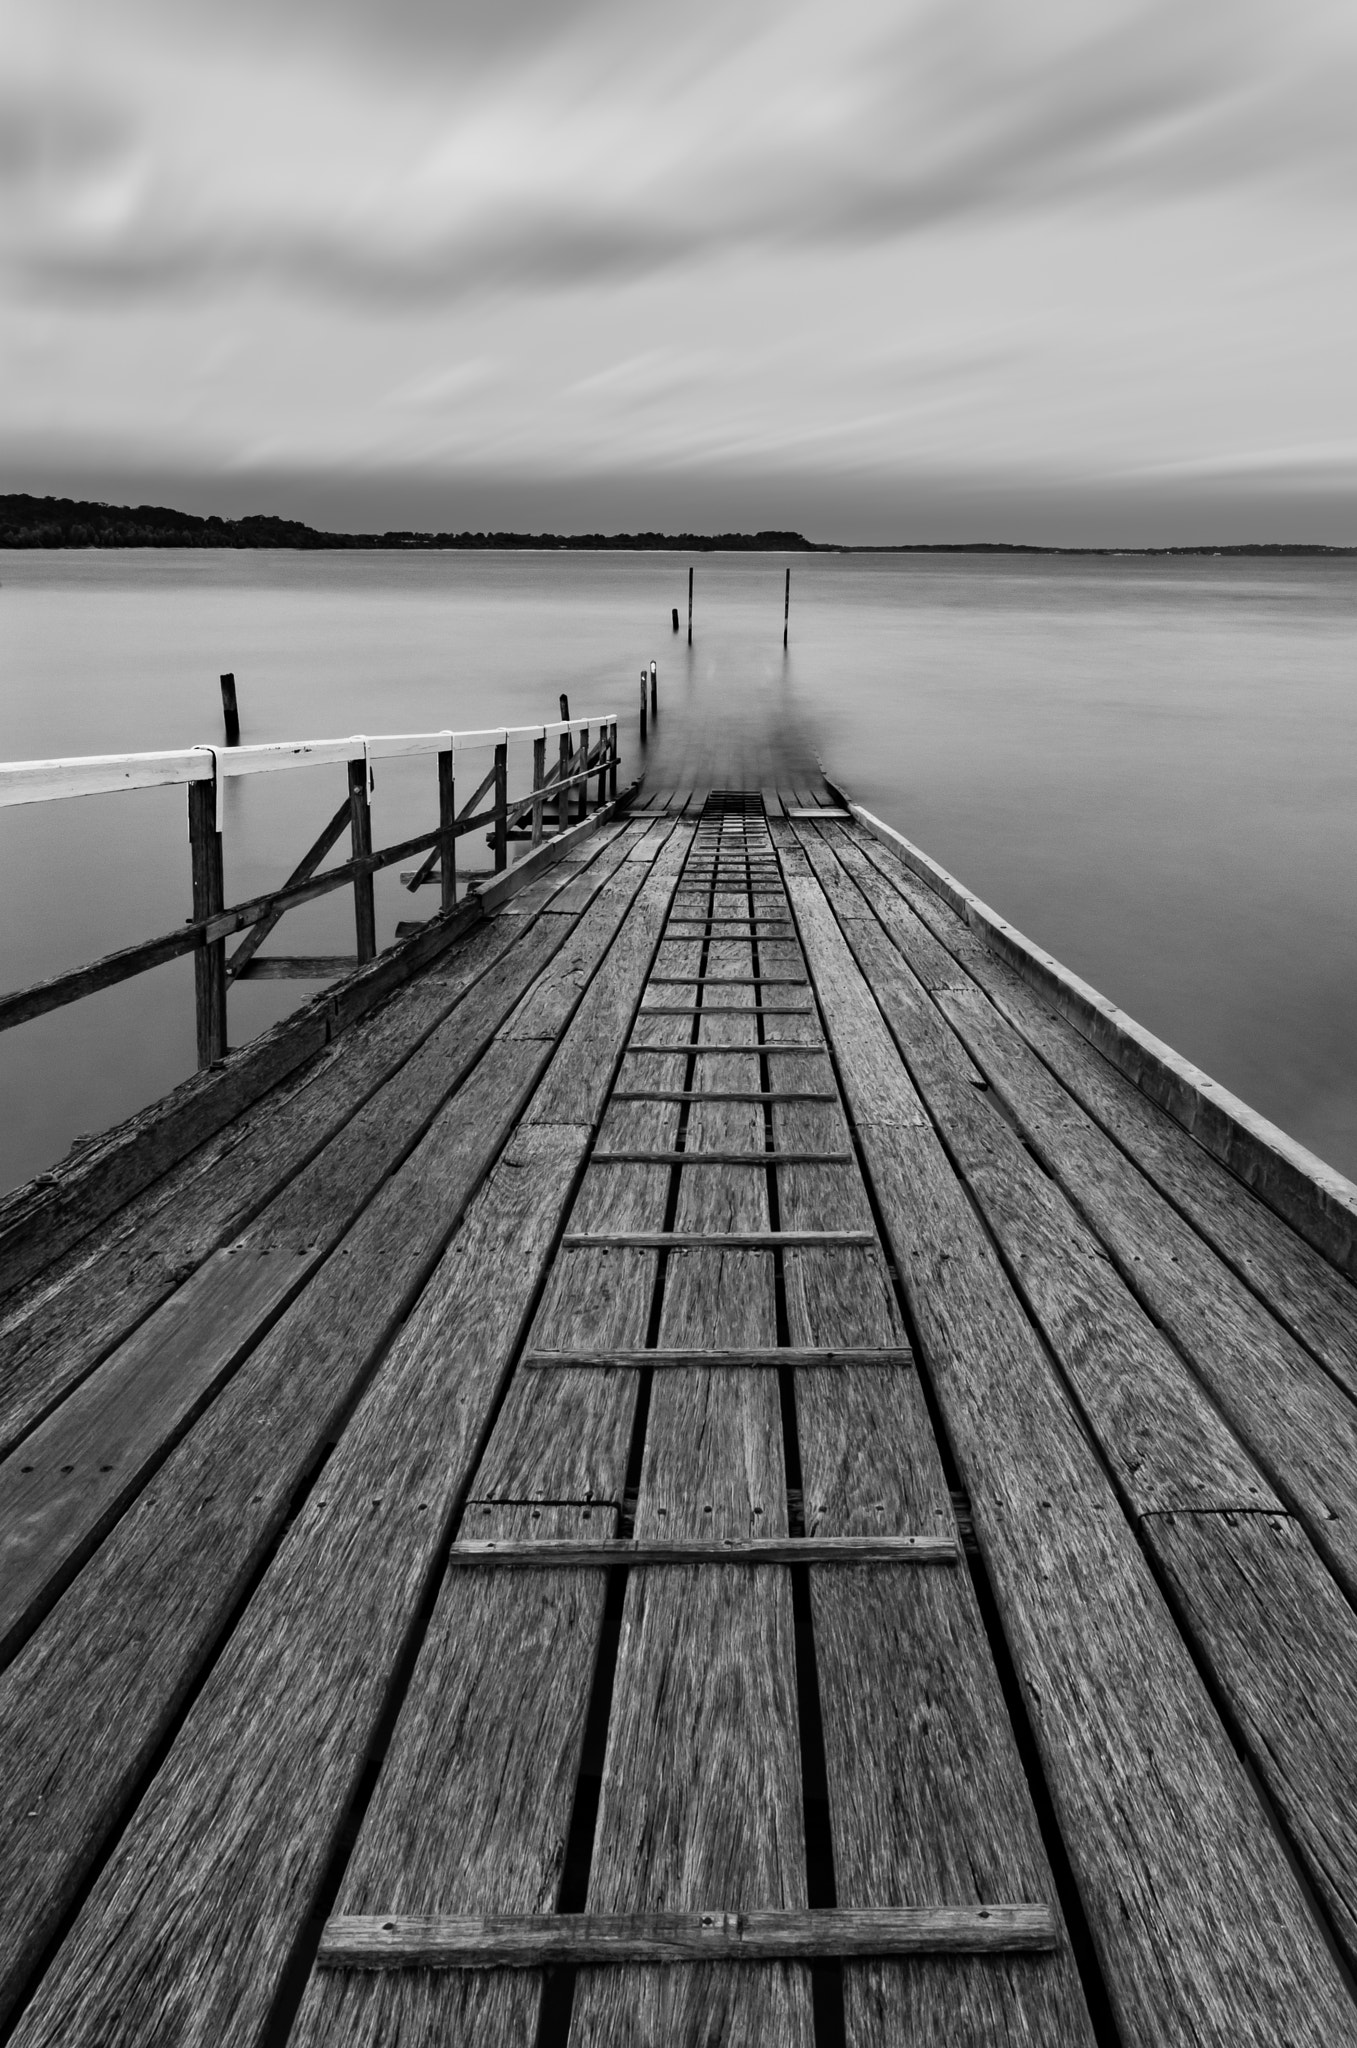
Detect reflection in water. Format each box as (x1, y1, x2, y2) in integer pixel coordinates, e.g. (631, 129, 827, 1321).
(1, 547, 1355, 1192)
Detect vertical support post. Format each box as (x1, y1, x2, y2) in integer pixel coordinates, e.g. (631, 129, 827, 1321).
(596, 722, 608, 806)
(650, 660, 657, 714)
(609, 720, 618, 800)
(348, 757, 377, 963)
(188, 776, 227, 1068)
(219, 672, 240, 746)
(687, 566, 693, 645)
(639, 669, 648, 742)
(558, 719, 571, 828)
(438, 747, 456, 914)
(532, 733, 546, 847)
(577, 725, 589, 824)
(784, 567, 790, 649)
(493, 739, 508, 871)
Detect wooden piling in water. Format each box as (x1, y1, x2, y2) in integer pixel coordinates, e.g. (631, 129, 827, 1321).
(784, 567, 790, 648)
(438, 747, 456, 912)
(687, 566, 693, 644)
(187, 776, 227, 1066)
(219, 673, 240, 747)
(650, 661, 657, 714)
(347, 757, 377, 962)
(639, 671, 648, 741)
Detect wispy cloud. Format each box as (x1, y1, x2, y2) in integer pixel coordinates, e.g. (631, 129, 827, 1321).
(2, 0, 1356, 536)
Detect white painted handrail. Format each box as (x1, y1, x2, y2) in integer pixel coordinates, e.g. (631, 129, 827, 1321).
(0, 717, 619, 811)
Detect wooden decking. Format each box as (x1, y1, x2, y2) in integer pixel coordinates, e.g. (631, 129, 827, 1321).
(3, 785, 1357, 2045)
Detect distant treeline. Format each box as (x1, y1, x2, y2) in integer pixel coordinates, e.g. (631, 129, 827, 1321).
(1, 494, 1353, 555)
(0, 496, 814, 552)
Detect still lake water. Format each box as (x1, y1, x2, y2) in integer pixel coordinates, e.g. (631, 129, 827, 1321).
(2, 547, 1356, 1198)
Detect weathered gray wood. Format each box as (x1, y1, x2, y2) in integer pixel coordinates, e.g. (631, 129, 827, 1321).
(613, 1090, 837, 1104)
(0, 913, 536, 1453)
(0, 821, 646, 1434)
(523, 1345, 910, 1368)
(896, 908, 1357, 1410)
(561, 1230, 875, 1249)
(0, 845, 684, 2028)
(448, 1537, 956, 1566)
(572, 856, 814, 2047)
(788, 837, 1281, 1521)
(0, 1245, 313, 1664)
(188, 776, 228, 1067)
(937, 982, 1357, 1599)
(1144, 1508, 1357, 1972)
(320, 1904, 1057, 1967)
(5, 1121, 598, 2047)
(794, 869, 1357, 2047)
(590, 1150, 853, 1165)
(623, 1042, 822, 1054)
(767, 955, 1095, 2046)
(849, 807, 1357, 1283)
(290, 1502, 623, 2048)
(232, 954, 357, 979)
(0, 911, 578, 1463)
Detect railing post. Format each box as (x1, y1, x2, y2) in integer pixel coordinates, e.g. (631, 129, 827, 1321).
(639, 669, 648, 742)
(532, 734, 546, 846)
(558, 720, 571, 827)
(650, 660, 657, 714)
(595, 724, 607, 807)
(493, 739, 508, 871)
(577, 725, 589, 824)
(438, 747, 456, 913)
(348, 756, 377, 962)
(609, 720, 618, 800)
(188, 775, 227, 1067)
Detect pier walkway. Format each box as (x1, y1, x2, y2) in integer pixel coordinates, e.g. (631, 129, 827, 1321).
(3, 784, 1357, 2045)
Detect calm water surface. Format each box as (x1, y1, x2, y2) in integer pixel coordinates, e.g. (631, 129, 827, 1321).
(2, 547, 1355, 1196)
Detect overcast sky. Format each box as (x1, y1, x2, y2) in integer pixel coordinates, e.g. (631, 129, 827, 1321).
(4, 0, 1356, 541)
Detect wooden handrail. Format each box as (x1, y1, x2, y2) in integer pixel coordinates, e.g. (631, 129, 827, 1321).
(0, 717, 618, 810)
(0, 711, 625, 1065)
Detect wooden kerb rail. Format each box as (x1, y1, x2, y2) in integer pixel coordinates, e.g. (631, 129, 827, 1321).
(318, 1904, 1058, 1969)
(0, 711, 619, 1068)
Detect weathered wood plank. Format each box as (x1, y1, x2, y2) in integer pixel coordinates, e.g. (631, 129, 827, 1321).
(0, 845, 682, 2029)
(0, 823, 644, 1453)
(786, 840, 1280, 1521)
(320, 1904, 1058, 1967)
(770, 953, 1095, 2046)
(522, 1346, 912, 1368)
(937, 983, 1357, 1599)
(5, 1122, 597, 2048)
(447, 1536, 957, 1566)
(571, 859, 814, 2048)
(793, 879, 1357, 2046)
(1144, 1508, 1357, 1973)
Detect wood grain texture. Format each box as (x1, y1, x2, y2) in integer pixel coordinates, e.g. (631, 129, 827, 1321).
(771, 967, 1095, 2048)
(291, 1500, 617, 2047)
(794, 855, 1357, 2048)
(320, 1903, 1057, 1967)
(570, 851, 813, 2048)
(793, 837, 1277, 1521)
(0, 904, 585, 1455)
(1144, 1508, 1357, 1972)
(0, 830, 683, 2029)
(937, 984, 1357, 1599)
(448, 1536, 957, 1566)
(0, 1036, 555, 2032)
(8, 1124, 594, 2048)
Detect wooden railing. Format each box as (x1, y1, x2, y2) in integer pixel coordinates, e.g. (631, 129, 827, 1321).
(0, 712, 620, 1068)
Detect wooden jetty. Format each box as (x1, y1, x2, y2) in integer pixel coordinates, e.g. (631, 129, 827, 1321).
(3, 763, 1357, 2045)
